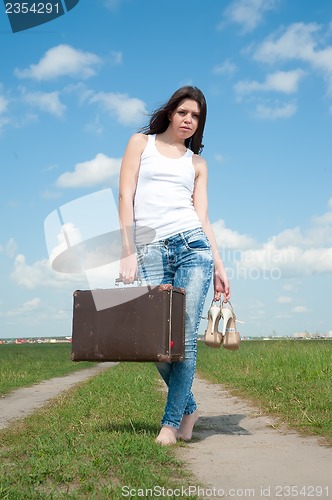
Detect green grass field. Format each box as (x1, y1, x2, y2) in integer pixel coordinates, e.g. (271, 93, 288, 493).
(0, 362, 197, 499)
(0, 344, 93, 396)
(0, 340, 331, 497)
(197, 339, 332, 444)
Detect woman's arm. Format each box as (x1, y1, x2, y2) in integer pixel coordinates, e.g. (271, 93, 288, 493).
(192, 155, 230, 302)
(118, 133, 147, 283)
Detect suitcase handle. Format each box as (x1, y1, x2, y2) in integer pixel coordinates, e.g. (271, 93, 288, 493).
(115, 276, 142, 286)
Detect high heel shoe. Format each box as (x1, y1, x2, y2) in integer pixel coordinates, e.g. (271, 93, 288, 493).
(203, 301, 223, 348)
(221, 301, 241, 350)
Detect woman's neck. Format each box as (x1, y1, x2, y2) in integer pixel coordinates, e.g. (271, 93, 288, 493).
(156, 129, 185, 148)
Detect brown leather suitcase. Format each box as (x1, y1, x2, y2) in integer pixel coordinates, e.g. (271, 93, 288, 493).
(71, 284, 185, 362)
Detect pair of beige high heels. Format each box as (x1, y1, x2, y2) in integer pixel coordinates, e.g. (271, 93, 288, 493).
(203, 300, 241, 350)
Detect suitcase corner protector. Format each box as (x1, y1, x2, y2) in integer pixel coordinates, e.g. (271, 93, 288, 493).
(157, 354, 171, 362)
(158, 284, 172, 292)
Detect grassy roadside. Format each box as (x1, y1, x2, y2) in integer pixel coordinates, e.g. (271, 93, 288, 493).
(1, 341, 331, 497)
(196, 340, 332, 445)
(0, 344, 92, 396)
(0, 362, 198, 499)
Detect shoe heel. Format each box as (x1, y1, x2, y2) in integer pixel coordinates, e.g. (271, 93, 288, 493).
(203, 303, 222, 348)
(221, 308, 234, 337)
(221, 301, 241, 350)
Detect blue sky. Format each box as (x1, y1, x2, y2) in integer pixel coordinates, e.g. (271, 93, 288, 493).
(1, 0, 332, 339)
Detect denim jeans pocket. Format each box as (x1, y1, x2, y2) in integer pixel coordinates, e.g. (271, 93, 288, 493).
(183, 228, 211, 251)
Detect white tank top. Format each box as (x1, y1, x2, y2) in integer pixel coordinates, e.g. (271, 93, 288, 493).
(134, 134, 202, 244)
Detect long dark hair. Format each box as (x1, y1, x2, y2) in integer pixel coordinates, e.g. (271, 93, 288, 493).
(139, 86, 207, 154)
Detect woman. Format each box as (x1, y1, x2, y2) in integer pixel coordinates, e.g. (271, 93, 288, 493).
(118, 86, 230, 445)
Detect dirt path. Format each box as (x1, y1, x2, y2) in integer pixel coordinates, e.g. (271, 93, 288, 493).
(1, 366, 331, 499)
(0, 363, 115, 429)
(177, 376, 332, 499)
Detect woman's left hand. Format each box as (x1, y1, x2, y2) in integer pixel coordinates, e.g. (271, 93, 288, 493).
(213, 265, 230, 302)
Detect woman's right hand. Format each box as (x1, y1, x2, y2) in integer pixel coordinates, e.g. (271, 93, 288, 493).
(119, 253, 138, 284)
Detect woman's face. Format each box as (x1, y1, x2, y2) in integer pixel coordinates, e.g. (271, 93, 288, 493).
(169, 99, 200, 140)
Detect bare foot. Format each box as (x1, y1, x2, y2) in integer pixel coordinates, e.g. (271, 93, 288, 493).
(155, 426, 177, 446)
(177, 410, 199, 441)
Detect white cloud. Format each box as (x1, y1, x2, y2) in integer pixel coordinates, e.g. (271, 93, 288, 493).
(238, 242, 332, 277)
(235, 69, 305, 96)
(255, 102, 297, 119)
(213, 59, 237, 75)
(277, 296, 292, 304)
(21, 90, 66, 118)
(291, 305, 310, 313)
(254, 23, 332, 94)
(1, 298, 41, 317)
(216, 198, 332, 278)
(224, 0, 279, 33)
(0, 300, 72, 327)
(11, 254, 85, 289)
(212, 219, 256, 250)
(254, 23, 319, 64)
(270, 227, 308, 247)
(56, 153, 121, 188)
(313, 211, 332, 230)
(0, 94, 10, 132)
(89, 91, 147, 126)
(14, 45, 102, 81)
(310, 205, 332, 232)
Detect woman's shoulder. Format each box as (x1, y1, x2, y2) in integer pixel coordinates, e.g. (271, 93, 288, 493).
(192, 154, 207, 176)
(128, 132, 149, 148)
(123, 133, 149, 159)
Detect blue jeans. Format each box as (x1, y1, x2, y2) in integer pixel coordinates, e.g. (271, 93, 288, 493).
(136, 227, 214, 429)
